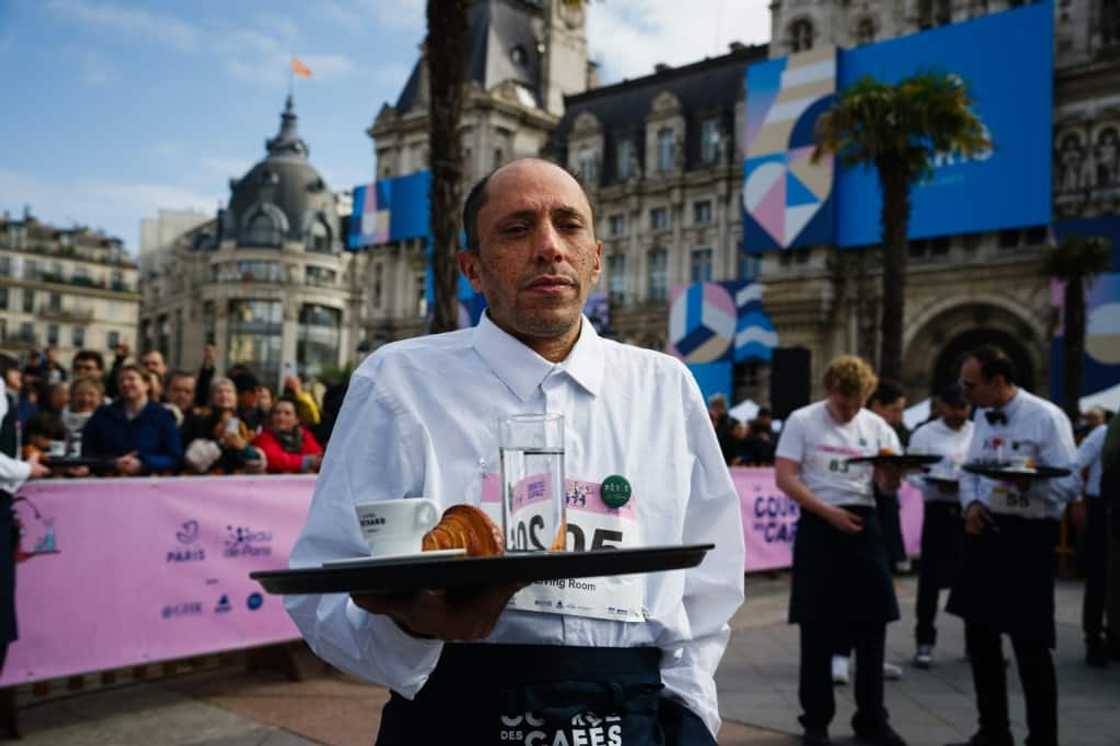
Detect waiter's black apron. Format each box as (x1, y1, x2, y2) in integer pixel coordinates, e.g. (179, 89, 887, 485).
(375, 644, 714, 746)
(789, 506, 900, 625)
(919, 501, 965, 590)
(947, 515, 1059, 647)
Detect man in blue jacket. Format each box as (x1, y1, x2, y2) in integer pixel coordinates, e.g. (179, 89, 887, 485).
(83, 363, 182, 475)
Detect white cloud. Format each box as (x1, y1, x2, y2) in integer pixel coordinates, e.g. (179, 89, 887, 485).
(47, 0, 200, 52)
(586, 0, 772, 83)
(322, 0, 425, 34)
(0, 168, 220, 251)
(79, 49, 118, 86)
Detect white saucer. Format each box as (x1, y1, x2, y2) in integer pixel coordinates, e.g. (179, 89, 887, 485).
(322, 547, 466, 567)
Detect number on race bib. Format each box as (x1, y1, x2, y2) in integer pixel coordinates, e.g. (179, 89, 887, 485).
(828, 459, 850, 474)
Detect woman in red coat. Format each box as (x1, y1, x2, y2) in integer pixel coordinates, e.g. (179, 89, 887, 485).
(252, 398, 323, 474)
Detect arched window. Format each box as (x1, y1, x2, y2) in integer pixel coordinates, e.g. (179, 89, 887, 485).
(789, 19, 814, 52)
(307, 219, 331, 253)
(656, 128, 675, 172)
(856, 18, 876, 45)
(244, 211, 281, 248)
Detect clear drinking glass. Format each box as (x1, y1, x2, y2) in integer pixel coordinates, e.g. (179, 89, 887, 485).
(499, 413, 566, 553)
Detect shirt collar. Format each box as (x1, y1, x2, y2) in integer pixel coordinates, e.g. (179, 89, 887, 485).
(472, 311, 604, 402)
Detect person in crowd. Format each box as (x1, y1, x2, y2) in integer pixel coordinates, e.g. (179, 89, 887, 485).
(1100, 410, 1120, 664)
(42, 381, 68, 416)
(708, 393, 739, 465)
(81, 364, 182, 476)
(104, 342, 130, 399)
(165, 370, 198, 425)
(2, 361, 35, 431)
(282, 375, 321, 428)
(43, 346, 67, 385)
(315, 375, 349, 447)
(252, 398, 323, 474)
(776, 355, 908, 746)
(229, 370, 264, 433)
(729, 420, 754, 466)
(194, 344, 217, 409)
(139, 368, 164, 409)
(0, 356, 50, 738)
(181, 377, 266, 475)
(21, 410, 65, 460)
(907, 383, 973, 669)
(869, 379, 911, 573)
(71, 349, 105, 385)
(1075, 411, 1110, 667)
(62, 377, 102, 456)
(1083, 406, 1106, 432)
(255, 385, 274, 422)
(946, 346, 1079, 746)
(139, 349, 168, 394)
(746, 408, 777, 465)
(285, 158, 744, 745)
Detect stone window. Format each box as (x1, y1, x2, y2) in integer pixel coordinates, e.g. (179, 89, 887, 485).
(650, 207, 670, 231)
(690, 248, 713, 282)
(307, 218, 332, 253)
(608, 254, 627, 305)
(305, 265, 338, 287)
(0, 287, 7, 310)
(701, 119, 721, 164)
(577, 145, 599, 185)
(1106, 0, 1120, 45)
(789, 19, 814, 52)
(656, 128, 675, 172)
(856, 18, 876, 45)
(297, 304, 341, 379)
(227, 299, 283, 384)
(22, 288, 33, 313)
(617, 138, 636, 179)
(372, 263, 384, 309)
(108, 330, 120, 350)
(648, 248, 668, 302)
(244, 211, 282, 248)
(47, 323, 59, 346)
(693, 200, 713, 225)
(72, 325, 85, 349)
(608, 214, 626, 237)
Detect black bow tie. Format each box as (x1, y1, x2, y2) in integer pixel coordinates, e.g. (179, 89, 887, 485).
(985, 409, 1007, 426)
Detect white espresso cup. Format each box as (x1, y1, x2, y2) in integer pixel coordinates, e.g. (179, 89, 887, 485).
(354, 498, 440, 558)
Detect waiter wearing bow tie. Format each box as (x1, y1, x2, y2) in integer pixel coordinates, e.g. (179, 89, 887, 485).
(946, 346, 1080, 746)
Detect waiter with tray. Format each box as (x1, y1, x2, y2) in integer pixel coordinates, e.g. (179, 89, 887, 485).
(947, 346, 1079, 746)
(906, 383, 973, 669)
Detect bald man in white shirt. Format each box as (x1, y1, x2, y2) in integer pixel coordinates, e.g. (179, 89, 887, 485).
(285, 159, 744, 746)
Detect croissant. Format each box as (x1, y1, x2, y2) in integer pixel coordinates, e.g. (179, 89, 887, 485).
(422, 505, 504, 556)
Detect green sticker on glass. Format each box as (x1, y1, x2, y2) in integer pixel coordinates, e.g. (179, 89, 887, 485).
(600, 475, 632, 508)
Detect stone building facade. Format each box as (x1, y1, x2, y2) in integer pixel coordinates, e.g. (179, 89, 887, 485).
(0, 210, 140, 366)
(754, 0, 1120, 403)
(352, 0, 593, 349)
(139, 97, 357, 387)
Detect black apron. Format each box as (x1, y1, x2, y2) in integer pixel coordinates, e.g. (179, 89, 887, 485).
(946, 515, 1059, 647)
(375, 644, 714, 746)
(789, 506, 900, 625)
(918, 501, 965, 590)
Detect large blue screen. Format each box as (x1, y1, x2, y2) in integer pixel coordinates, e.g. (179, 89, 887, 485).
(834, 3, 1052, 246)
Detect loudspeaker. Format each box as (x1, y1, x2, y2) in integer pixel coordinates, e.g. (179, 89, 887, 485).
(770, 347, 811, 420)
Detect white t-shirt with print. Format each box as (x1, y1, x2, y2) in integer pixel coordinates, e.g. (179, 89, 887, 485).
(776, 400, 901, 508)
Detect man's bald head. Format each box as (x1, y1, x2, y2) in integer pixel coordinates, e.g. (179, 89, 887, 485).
(462, 158, 594, 254)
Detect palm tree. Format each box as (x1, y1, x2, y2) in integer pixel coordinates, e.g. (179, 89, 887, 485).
(426, 0, 470, 334)
(1041, 234, 1112, 420)
(813, 73, 990, 381)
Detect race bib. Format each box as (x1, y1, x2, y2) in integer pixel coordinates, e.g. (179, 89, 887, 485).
(482, 474, 646, 623)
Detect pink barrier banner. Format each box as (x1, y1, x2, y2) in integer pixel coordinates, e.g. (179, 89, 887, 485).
(732, 467, 924, 572)
(2, 476, 314, 686)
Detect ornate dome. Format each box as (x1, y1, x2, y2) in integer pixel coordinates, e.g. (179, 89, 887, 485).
(225, 96, 339, 251)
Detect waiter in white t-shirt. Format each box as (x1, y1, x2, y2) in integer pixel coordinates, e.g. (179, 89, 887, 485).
(906, 383, 973, 669)
(776, 355, 908, 746)
(946, 346, 1079, 746)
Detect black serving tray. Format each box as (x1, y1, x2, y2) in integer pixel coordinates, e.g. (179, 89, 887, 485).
(41, 456, 113, 468)
(846, 454, 942, 467)
(962, 463, 1072, 480)
(250, 543, 714, 596)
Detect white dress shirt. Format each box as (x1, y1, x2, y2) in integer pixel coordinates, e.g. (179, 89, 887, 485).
(959, 389, 1081, 520)
(1077, 424, 1107, 498)
(908, 418, 974, 503)
(775, 401, 901, 508)
(285, 314, 745, 739)
(0, 381, 31, 495)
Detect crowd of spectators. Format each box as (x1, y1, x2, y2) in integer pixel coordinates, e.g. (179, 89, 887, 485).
(707, 393, 777, 467)
(0, 343, 340, 479)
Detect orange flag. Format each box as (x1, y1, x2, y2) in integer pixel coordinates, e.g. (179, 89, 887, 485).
(291, 57, 312, 78)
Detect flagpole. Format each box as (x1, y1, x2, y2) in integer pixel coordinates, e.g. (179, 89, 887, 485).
(288, 55, 294, 99)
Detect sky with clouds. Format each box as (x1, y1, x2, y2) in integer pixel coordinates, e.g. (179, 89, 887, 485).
(0, 0, 771, 253)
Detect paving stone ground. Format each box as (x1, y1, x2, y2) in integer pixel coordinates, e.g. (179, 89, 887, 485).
(6, 574, 1118, 745)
